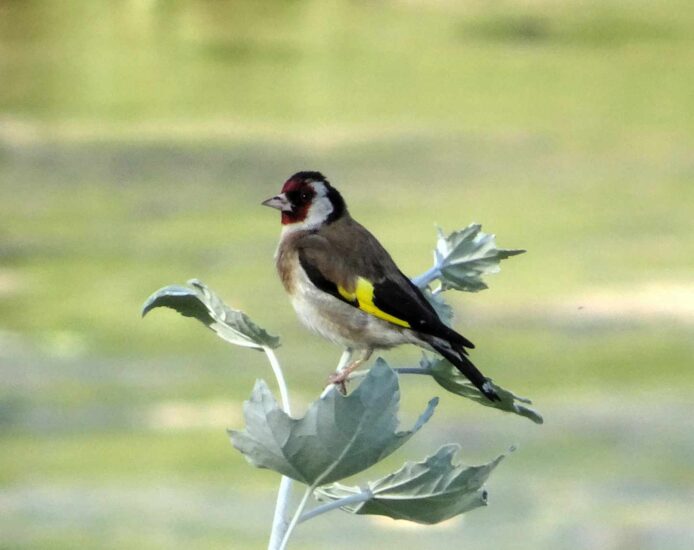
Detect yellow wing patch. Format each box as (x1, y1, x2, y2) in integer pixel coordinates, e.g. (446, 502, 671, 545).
(338, 277, 411, 328)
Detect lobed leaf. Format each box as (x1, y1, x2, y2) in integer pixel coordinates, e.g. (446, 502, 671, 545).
(141, 279, 280, 350)
(229, 360, 438, 486)
(423, 355, 543, 424)
(434, 224, 525, 292)
(316, 444, 506, 524)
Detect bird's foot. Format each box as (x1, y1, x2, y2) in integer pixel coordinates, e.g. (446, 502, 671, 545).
(327, 359, 363, 395)
(327, 371, 349, 395)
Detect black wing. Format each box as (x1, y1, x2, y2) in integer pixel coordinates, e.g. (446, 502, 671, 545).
(298, 245, 474, 349)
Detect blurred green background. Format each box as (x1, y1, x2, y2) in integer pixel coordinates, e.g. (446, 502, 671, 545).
(1, 0, 693, 548)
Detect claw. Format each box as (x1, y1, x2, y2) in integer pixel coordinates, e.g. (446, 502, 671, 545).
(326, 349, 374, 396)
(327, 371, 349, 395)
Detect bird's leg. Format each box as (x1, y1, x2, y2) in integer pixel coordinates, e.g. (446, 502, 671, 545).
(328, 348, 373, 394)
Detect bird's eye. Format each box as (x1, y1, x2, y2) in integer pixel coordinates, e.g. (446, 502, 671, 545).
(300, 190, 311, 201)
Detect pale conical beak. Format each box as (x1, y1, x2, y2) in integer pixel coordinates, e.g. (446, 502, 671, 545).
(261, 193, 291, 211)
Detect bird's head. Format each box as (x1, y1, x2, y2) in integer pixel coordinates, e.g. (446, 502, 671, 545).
(262, 171, 346, 230)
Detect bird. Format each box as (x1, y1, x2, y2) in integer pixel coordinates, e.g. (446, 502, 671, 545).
(262, 171, 500, 402)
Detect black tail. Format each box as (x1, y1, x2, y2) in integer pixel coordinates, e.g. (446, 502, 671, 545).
(425, 330, 500, 402)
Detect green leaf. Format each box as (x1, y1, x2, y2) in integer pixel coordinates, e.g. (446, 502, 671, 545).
(141, 279, 280, 350)
(229, 360, 438, 486)
(316, 445, 506, 524)
(435, 224, 525, 292)
(424, 355, 543, 424)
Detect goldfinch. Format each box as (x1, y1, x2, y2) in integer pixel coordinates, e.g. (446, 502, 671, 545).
(262, 171, 500, 402)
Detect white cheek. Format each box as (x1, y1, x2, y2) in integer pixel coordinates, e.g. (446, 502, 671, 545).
(281, 196, 334, 234)
(304, 197, 333, 227)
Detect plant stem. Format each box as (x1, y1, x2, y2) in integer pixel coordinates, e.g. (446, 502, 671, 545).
(278, 485, 316, 550)
(299, 489, 374, 524)
(320, 348, 353, 399)
(335, 347, 354, 373)
(393, 367, 432, 375)
(264, 347, 291, 415)
(275, 348, 355, 547)
(348, 366, 431, 380)
(268, 476, 293, 550)
(263, 347, 293, 550)
(411, 265, 440, 288)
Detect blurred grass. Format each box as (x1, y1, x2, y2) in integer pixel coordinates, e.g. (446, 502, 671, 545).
(1, 0, 693, 548)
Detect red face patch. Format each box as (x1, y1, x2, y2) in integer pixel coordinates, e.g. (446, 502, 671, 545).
(281, 178, 309, 194)
(279, 179, 315, 225)
(281, 208, 309, 225)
